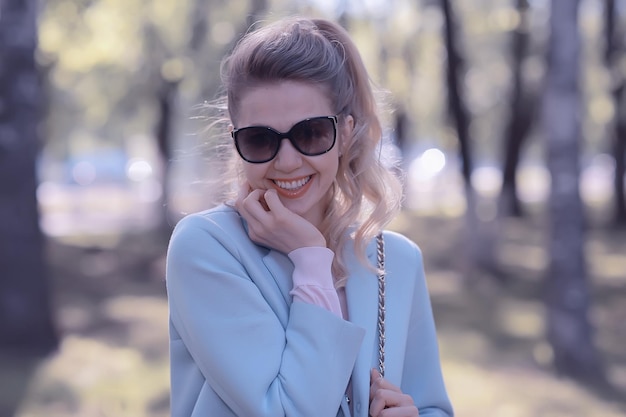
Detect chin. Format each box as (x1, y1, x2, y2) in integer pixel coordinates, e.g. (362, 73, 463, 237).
(282, 201, 311, 217)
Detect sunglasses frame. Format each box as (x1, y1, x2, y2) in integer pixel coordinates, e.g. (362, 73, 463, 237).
(231, 115, 338, 164)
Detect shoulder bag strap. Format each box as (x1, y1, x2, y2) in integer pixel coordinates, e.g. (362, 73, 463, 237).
(376, 232, 385, 377)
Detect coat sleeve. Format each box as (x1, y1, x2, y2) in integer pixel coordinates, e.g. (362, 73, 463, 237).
(166, 213, 365, 417)
(397, 237, 454, 416)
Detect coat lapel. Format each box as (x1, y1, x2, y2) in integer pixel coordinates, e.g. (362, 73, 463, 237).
(260, 249, 293, 328)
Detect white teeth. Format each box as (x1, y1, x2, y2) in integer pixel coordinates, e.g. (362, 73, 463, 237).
(274, 176, 311, 190)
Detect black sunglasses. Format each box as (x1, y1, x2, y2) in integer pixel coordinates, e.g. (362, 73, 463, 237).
(231, 115, 338, 164)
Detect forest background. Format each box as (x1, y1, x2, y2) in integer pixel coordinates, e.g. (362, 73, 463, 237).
(1, 0, 626, 416)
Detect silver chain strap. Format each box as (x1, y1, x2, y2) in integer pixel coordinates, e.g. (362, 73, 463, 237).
(376, 233, 385, 377)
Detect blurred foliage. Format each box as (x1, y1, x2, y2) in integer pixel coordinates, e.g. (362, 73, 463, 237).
(36, 0, 625, 175)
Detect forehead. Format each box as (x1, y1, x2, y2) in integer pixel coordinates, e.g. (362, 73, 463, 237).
(235, 81, 333, 130)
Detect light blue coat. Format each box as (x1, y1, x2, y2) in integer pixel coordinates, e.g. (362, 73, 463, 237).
(166, 205, 453, 417)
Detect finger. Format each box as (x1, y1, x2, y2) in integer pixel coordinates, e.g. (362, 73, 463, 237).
(243, 189, 270, 220)
(372, 389, 418, 416)
(369, 391, 391, 417)
(237, 189, 268, 230)
(237, 181, 251, 199)
(235, 182, 251, 210)
(370, 369, 401, 398)
(371, 368, 381, 381)
(369, 395, 383, 416)
(262, 189, 285, 213)
(370, 390, 413, 416)
(259, 191, 269, 211)
(370, 368, 383, 399)
(376, 406, 420, 417)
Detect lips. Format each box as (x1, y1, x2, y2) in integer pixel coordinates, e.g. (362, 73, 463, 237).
(272, 175, 313, 198)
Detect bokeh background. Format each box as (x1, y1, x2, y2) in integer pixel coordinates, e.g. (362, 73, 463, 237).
(1, 0, 626, 416)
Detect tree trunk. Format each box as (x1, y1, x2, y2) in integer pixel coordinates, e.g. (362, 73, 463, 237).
(337, 0, 350, 29)
(188, 0, 209, 54)
(245, 0, 269, 30)
(440, 0, 498, 280)
(604, 0, 616, 65)
(194, 0, 269, 106)
(543, 0, 606, 385)
(500, 0, 535, 218)
(441, 0, 473, 185)
(613, 109, 626, 226)
(604, 0, 626, 225)
(615, 105, 626, 224)
(0, 0, 58, 353)
(155, 76, 179, 232)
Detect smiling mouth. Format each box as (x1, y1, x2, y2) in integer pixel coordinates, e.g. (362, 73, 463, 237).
(273, 176, 312, 191)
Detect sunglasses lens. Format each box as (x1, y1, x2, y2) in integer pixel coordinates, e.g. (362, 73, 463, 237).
(233, 116, 337, 163)
(235, 128, 280, 163)
(291, 118, 336, 155)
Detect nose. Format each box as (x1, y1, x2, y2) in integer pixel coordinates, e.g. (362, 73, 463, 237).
(273, 138, 302, 171)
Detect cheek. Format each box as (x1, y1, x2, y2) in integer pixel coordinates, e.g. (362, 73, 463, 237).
(321, 154, 340, 182)
(242, 165, 266, 187)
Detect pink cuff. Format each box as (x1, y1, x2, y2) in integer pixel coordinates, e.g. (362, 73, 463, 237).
(288, 247, 342, 318)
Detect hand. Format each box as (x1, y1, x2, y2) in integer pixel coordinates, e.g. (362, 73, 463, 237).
(235, 183, 326, 254)
(369, 368, 419, 417)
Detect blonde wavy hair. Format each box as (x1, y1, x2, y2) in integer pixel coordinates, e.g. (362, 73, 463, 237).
(206, 17, 403, 286)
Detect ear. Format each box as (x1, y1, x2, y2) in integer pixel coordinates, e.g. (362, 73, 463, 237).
(339, 114, 354, 157)
(345, 114, 354, 131)
(228, 123, 234, 134)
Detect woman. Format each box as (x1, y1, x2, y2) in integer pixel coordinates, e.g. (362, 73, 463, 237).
(166, 16, 454, 417)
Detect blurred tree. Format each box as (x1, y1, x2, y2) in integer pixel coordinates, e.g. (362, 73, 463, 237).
(499, 0, 536, 218)
(393, 106, 410, 158)
(155, 72, 180, 231)
(136, 0, 270, 228)
(245, 0, 269, 30)
(141, 20, 183, 231)
(543, 0, 607, 386)
(0, 0, 58, 353)
(189, 0, 269, 103)
(604, 0, 626, 225)
(337, 0, 350, 28)
(440, 0, 500, 278)
(440, 0, 473, 186)
(189, 0, 210, 54)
